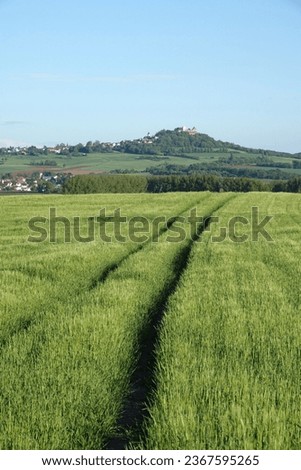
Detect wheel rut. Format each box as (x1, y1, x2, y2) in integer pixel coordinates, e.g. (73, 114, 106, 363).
(88, 198, 208, 289)
(104, 195, 235, 449)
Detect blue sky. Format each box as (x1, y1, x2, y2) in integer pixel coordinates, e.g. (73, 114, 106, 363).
(0, 0, 301, 151)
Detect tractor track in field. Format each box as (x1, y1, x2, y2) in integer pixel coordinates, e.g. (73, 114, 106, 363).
(105, 194, 235, 450)
(88, 198, 208, 290)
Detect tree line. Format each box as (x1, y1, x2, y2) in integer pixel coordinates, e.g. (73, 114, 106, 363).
(146, 163, 294, 180)
(62, 174, 301, 194)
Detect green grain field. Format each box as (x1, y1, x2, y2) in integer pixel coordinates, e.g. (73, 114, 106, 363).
(0, 191, 300, 450)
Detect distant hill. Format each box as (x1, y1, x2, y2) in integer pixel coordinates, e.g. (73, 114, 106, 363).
(115, 127, 296, 158)
(1, 127, 301, 183)
(1, 126, 299, 158)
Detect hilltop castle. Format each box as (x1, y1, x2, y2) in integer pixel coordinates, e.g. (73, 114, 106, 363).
(177, 126, 199, 136)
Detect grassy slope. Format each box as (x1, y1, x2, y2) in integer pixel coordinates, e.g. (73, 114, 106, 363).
(1, 152, 199, 176)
